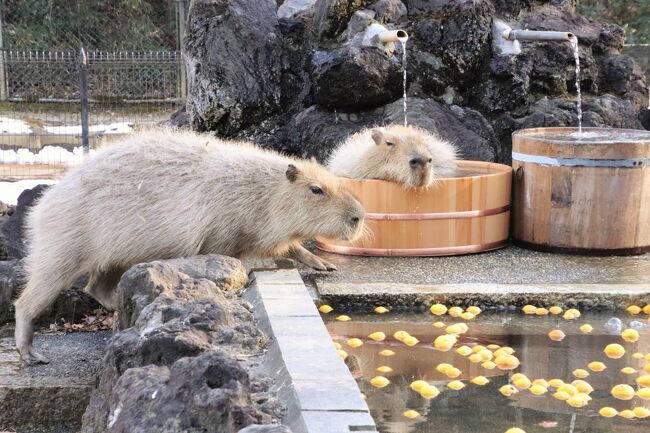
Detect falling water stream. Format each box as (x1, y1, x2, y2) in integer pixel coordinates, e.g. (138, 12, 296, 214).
(569, 36, 582, 133)
(400, 40, 408, 126)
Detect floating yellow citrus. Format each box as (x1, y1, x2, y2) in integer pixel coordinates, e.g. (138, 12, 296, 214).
(447, 380, 465, 390)
(513, 377, 531, 389)
(455, 345, 473, 356)
(434, 334, 457, 351)
(627, 305, 642, 315)
(535, 307, 549, 315)
(571, 380, 593, 394)
(636, 387, 650, 400)
(379, 349, 395, 356)
(587, 361, 606, 372)
(403, 410, 420, 419)
(468, 353, 483, 363)
(433, 321, 446, 328)
(548, 379, 564, 388)
(621, 328, 640, 342)
(553, 391, 570, 401)
(499, 384, 518, 396)
(532, 379, 550, 388)
(504, 428, 525, 433)
(460, 312, 476, 320)
(376, 366, 393, 373)
(549, 306, 562, 315)
(566, 395, 588, 408)
(410, 380, 429, 391)
(403, 336, 419, 346)
(620, 367, 636, 375)
(368, 332, 386, 342)
(419, 385, 440, 399)
(487, 344, 500, 350)
(445, 367, 462, 378)
(482, 360, 496, 369)
(557, 384, 578, 396)
(599, 407, 618, 418)
(495, 354, 520, 370)
(632, 352, 644, 359)
(467, 306, 482, 315)
(333, 342, 342, 350)
(604, 343, 625, 359)
(445, 324, 466, 335)
(529, 384, 548, 395)
(318, 305, 333, 313)
(335, 315, 351, 321)
(436, 363, 453, 374)
(572, 369, 589, 378)
(643, 304, 650, 314)
(347, 338, 363, 348)
(611, 384, 635, 400)
(522, 305, 536, 314)
(619, 410, 635, 419)
(393, 330, 410, 341)
(633, 407, 650, 418)
(374, 306, 389, 314)
(471, 376, 490, 385)
(548, 330, 566, 341)
(429, 304, 447, 315)
(370, 376, 390, 388)
(448, 306, 463, 317)
(579, 324, 593, 333)
(637, 376, 650, 387)
(337, 349, 348, 359)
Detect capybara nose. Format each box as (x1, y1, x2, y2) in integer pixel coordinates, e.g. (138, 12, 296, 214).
(350, 216, 361, 227)
(410, 158, 427, 168)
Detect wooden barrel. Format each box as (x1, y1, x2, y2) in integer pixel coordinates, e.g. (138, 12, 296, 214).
(512, 127, 650, 255)
(316, 160, 512, 256)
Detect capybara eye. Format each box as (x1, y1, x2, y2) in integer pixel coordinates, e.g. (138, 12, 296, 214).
(386, 141, 395, 146)
(428, 158, 432, 163)
(310, 186, 324, 195)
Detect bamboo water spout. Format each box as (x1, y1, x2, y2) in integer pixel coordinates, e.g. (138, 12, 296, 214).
(503, 29, 574, 42)
(377, 30, 408, 44)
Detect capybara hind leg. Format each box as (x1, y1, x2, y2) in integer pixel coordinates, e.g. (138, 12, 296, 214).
(287, 244, 337, 271)
(15, 265, 80, 365)
(84, 268, 124, 310)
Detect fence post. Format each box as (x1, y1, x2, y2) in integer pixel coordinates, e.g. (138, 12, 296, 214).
(176, 0, 187, 101)
(0, 11, 6, 101)
(79, 47, 90, 155)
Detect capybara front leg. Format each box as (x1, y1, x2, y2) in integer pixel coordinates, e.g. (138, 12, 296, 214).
(84, 267, 124, 310)
(288, 244, 337, 271)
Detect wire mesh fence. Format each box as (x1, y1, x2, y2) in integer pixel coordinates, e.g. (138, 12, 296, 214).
(0, 49, 185, 180)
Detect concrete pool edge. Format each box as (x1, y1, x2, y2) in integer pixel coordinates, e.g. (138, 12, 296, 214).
(317, 282, 650, 311)
(244, 269, 378, 433)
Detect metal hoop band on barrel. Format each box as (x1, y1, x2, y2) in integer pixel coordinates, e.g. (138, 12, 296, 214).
(315, 239, 509, 257)
(512, 151, 649, 168)
(365, 204, 510, 221)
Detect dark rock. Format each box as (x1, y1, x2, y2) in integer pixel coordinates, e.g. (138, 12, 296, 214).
(640, 108, 650, 130)
(169, 107, 190, 128)
(184, 0, 283, 135)
(593, 22, 625, 55)
(519, 8, 602, 46)
(370, 0, 407, 23)
(0, 259, 22, 325)
(404, 0, 454, 15)
(313, 0, 366, 39)
(1, 184, 49, 259)
(598, 54, 647, 106)
(313, 46, 403, 110)
(279, 18, 313, 110)
(116, 255, 248, 330)
(84, 352, 270, 433)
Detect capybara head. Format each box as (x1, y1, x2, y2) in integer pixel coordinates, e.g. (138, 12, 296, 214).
(283, 161, 365, 241)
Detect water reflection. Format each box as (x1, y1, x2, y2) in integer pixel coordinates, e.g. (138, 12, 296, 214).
(327, 311, 650, 432)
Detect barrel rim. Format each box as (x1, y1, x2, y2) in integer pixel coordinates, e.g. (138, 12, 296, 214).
(513, 239, 650, 256)
(315, 239, 508, 257)
(512, 127, 650, 146)
(337, 160, 512, 187)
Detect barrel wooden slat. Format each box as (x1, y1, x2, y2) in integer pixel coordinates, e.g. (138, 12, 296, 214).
(316, 160, 512, 257)
(512, 127, 650, 254)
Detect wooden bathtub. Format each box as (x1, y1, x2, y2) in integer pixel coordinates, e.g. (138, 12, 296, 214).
(316, 160, 513, 256)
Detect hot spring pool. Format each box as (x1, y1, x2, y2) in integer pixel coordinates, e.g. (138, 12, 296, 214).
(325, 308, 650, 432)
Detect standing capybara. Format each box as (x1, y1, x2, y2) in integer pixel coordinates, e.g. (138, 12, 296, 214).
(327, 124, 458, 187)
(14, 129, 365, 364)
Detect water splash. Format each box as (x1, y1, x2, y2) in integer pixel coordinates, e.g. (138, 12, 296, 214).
(400, 40, 407, 126)
(569, 36, 582, 133)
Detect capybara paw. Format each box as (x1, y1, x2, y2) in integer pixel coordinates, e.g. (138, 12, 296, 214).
(17, 346, 50, 365)
(320, 258, 338, 271)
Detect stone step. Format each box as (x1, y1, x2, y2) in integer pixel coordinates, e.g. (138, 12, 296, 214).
(0, 331, 110, 433)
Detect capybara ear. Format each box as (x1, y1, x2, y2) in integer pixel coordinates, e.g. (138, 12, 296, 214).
(286, 164, 300, 182)
(371, 128, 384, 145)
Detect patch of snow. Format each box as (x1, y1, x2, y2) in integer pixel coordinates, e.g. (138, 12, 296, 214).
(0, 179, 58, 205)
(43, 122, 133, 135)
(0, 117, 33, 134)
(0, 145, 95, 164)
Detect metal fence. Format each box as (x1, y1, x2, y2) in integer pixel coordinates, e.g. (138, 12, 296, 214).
(0, 49, 186, 180)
